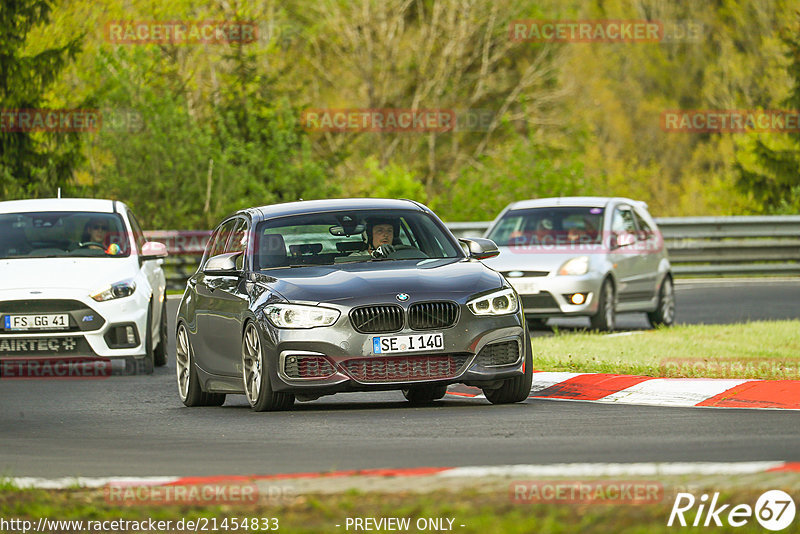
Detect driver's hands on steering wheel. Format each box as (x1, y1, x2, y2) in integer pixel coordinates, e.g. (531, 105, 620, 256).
(371, 244, 396, 258)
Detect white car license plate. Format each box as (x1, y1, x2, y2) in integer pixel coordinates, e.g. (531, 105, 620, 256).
(3, 314, 70, 331)
(508, 278, 540, 294)
(373, 333, 444, 354)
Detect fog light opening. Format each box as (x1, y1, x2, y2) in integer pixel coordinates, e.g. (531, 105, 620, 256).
(570, 293, 587, 305)
(125, 326, 136, 345)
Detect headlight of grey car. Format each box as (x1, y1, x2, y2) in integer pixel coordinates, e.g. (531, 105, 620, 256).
(558, 256, 590, 276)
(467, 288, 519, 316)
(265, 303, 340, 328)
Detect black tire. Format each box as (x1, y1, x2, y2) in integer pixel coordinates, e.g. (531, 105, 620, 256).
(647, 275, 676, 328)
(137, 301, 155, 375)
(483, 327, 533, 404)
(402, 384, 448, 404)
(242, 322, 294, 412)
(153, 296, 168, 367)
(176, 323, 226, 407)
(590, 278, 616, 331)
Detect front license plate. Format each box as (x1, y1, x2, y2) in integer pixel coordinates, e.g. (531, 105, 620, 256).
(373, 333, 444, 354)
(508, 278, 540, 294)
(3, 314, 70, 331)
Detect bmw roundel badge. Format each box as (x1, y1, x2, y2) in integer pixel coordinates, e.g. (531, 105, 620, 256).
(396, 293, 410, 302)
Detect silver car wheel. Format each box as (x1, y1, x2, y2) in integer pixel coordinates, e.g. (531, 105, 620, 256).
(176, 325, 191, 401)
(603, 282, 615, 330)
(242, 324, 263, 406)
(661, 277, 675, 324)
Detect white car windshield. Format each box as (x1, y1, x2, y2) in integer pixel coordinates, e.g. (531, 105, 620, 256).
(0, 212, 131, 259)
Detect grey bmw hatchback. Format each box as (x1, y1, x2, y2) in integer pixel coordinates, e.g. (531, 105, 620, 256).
(176, 199, 532, 411)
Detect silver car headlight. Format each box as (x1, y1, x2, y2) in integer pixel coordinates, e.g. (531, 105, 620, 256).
(90, 280, 136, 302)
(467, 288, 519, 316)
(265, 303, 340, 328)
(558, 256, 589, 276)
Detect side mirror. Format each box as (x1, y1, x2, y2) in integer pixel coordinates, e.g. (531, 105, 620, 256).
(141, 241, 168, 261)
(610, 232, 636, 250)
(204, 252, 243, 276)
(459, 237, 500, 260)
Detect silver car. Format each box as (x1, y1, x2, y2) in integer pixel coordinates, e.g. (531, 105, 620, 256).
(481, 197, 674, 331)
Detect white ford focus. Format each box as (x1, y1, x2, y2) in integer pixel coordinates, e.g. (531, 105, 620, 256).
(0, 198, 168, 374)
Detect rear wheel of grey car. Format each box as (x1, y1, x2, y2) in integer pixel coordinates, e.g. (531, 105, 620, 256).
(153, 297, 168, 367)
(242, 323, 294, 412)
(647, 275, 675, 328)
(402, 384, 448, 404)
(176, 324, 225, 407)
(483, 328, 533, 404)
(590, 279, 615, 332)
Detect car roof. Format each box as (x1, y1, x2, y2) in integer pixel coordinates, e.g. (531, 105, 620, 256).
(0, 198, 121, 215)
(505, 196, 646, 210)
(245, 198, 427, 220)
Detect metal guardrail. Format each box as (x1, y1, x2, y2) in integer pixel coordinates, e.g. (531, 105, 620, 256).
(147, 216, 800, 290)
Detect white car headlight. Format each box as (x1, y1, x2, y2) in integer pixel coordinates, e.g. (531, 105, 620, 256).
(265, 303, 340, 329)
(467, 288, 519, 316)
(558, 256, 589, 276)
(90, 280, 136, 302)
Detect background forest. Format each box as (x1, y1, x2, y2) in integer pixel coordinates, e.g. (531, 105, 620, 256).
(2, 0, 799, 229)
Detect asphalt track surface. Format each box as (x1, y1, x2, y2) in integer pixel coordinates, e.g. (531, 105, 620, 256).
(1, 280, 799, 477)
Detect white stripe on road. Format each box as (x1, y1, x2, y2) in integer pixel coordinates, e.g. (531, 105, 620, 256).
(10, 476, 180, 489)
(598, 378, 751, 407)
(530, 372, 584, 393)
(440, 461, 787, 478)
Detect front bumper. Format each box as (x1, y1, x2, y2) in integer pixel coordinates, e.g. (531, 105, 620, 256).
(510, 272, 604, 318)
(0, 288, 149, 360)
(261, 307, 526, 394)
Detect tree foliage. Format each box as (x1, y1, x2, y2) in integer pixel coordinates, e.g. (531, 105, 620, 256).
(0, 0, 84, 198)
(2, 0, 799, 227)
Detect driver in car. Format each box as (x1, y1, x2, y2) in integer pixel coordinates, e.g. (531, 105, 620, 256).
(81, 218, 122, 255)
(366, 216, 399, 258)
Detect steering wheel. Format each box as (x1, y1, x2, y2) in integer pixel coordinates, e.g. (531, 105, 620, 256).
(371, 244, 426, 259)
(77, 242, 105, 249)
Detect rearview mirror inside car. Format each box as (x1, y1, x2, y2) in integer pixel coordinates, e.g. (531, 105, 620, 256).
(330, 224, 366, 237)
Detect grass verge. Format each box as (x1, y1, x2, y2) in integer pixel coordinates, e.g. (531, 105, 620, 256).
(533, 320, 800, 379)
(1, 484, 794, 533)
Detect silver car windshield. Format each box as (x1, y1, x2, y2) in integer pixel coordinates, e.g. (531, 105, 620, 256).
(0, 212, 131, 259)
(488, 207, 605, 247)
(254, 209, 461, 269)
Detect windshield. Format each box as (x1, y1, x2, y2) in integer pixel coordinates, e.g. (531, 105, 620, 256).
(0, 212, 131, 259)
(487, 206, 605, 247)
(253, 209, 462, 269)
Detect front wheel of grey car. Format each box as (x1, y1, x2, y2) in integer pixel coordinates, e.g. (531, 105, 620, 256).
(242, 322, 295, 412)
(483, 329, 533, 404)
(402, 384, 448, 404)
(647, 275, 676, 328)
(590, 278, 616, 332)
(176, 323, 225, 407)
